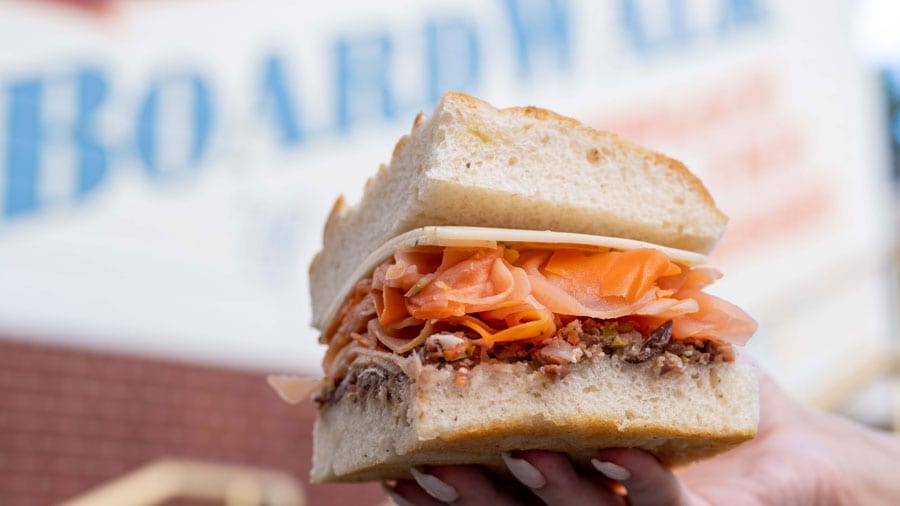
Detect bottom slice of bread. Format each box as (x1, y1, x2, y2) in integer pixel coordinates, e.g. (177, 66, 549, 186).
(311, 350, 759, 483)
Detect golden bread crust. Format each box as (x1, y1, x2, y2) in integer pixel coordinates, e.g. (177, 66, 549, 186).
(440, 92, 725, 225)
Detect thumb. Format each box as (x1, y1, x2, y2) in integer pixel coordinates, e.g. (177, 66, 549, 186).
(593, 448, 693, 506)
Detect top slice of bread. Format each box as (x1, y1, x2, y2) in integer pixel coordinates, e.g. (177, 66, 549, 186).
(310, 92, 727, 329)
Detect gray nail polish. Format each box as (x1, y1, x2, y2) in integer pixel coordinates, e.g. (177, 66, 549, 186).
(591, 459, 632, 481)
(501, 452, 547, 489)
(410, 467, 460, 502)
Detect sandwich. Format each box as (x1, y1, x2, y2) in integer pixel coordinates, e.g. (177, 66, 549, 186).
(306, 92, 759, 483)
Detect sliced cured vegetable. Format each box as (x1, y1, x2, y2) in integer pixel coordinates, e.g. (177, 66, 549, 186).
(544, 249, 681, 301)
(322, 244, 757, 379)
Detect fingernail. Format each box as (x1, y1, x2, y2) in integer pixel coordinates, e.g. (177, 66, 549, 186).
(591, 459, 631, 481)
(410, 467, 460, 503)
(501, 452, 546, 489)
(381, 482, 415, 506)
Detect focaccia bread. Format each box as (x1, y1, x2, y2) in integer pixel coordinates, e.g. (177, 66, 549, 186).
(310, 92, 727, 329)
(312, 349, 757, 483)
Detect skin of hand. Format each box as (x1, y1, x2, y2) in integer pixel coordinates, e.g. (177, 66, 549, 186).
(382, 370, 900, 506)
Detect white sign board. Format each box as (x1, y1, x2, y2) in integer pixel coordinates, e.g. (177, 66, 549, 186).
(0, 0, 893, 396)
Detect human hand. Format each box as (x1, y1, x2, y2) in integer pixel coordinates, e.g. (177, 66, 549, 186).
(382, 372, 900, 505)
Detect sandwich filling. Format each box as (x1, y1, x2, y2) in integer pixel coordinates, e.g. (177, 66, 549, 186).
(318, 245, 756, 405)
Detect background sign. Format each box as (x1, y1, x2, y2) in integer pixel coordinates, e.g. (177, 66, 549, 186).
(0, 0, 894, 400)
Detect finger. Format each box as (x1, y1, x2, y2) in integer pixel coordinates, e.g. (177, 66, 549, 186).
(593, 448, 691, 506)
(410, 465, 523, 505)
(385, 479, 444, 506)
(506, 450, 624, 506)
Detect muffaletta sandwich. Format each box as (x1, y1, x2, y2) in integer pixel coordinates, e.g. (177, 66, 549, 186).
(306, 92, 759, 483)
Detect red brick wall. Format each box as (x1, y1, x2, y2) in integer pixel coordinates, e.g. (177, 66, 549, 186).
(0, 338, 385, 506)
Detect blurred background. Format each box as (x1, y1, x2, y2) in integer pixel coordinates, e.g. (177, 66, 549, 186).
(0, 0, 898, 504)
